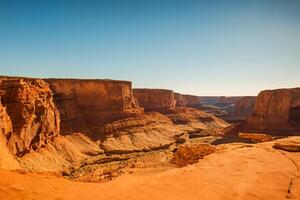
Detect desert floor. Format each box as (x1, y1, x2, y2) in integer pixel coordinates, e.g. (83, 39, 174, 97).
(0, 137, 299, 200)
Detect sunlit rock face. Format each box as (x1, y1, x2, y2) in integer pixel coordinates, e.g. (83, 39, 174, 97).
(0, 78, 60, 155)
(232, 96, 256, 120)
(182, 94, 201, 108)
(174, 92, 185, 107)
(46, 79, 143, 135)
(243, 88, 300, 133)
(0, 94, 20, 169)
(133, 88, 176, 112)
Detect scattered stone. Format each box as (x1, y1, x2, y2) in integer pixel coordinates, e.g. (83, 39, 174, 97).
(238, 133, 274, 143)
(170, 144, 216, 167)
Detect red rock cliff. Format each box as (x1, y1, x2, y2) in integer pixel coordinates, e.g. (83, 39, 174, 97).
(174, 93, 185, 107)
(243, 88, 300, 133)
(232, 96, 256, 119)
(133, 89, 176, 112)
(0, 78, 60, 155)
(45, 79, 143, 134)
(182, 94, 201, 107)
(0, 95, 20, 169)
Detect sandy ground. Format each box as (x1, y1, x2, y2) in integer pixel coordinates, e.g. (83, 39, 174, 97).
(0, 138, 299, 200)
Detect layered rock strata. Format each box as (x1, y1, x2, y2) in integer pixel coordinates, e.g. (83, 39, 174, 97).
(133, 89, 175, 112)
(100, 112, 182, 153)
(174, 93, 185, 107)
(243, 88, 300, 133)
(182, 94, 201, 108)
(232, 96, 256, 120)
(45, 79, 143, 135)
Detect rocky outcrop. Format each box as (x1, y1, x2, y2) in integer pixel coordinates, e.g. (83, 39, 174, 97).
(133, 89, 175, 112)
(45, 79, 143, 135)
(0, 95, 12, 140)
(182, 94, 201, 108)
(100, 112, 182, 153)
(0, 96, 20, 169)
(164, 107, 229, 135)
(19, 133, 103, 172)
(0, 78, 60, 156)
(238, 88, 300, 133)
(170, 144, 216, 167)
(233, 96, 256, 119)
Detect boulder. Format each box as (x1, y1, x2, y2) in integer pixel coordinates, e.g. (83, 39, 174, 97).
(170, 144, 216, 167)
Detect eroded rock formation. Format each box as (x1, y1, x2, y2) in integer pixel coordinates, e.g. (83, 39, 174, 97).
(45, 79, 143, 135)
(133, 89, 175, 112)
(174, 93, 185, 107)
(0, 95, 19, 169)
(100, 112, 182, 153)
(164, 107, 229, 135)
(182, 94, 201, 108)
(233, 96, 256, 119)
(232, 88, 300, 134)
(0, 78, 60, 155)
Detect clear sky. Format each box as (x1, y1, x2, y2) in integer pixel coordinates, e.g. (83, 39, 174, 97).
(0, 0, 299, 96)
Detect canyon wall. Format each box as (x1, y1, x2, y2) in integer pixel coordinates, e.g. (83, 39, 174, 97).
(215, 96, 242, 107)
(198, 97, 220, 105)
(174, 93, 185, 107)
(0, 78, 60, 155)
(233, 96, 256, 119)
(242, 88, 300, 133)
(45, 79, 143, 135)
(0, 95, 20, 169)
(182, 94, 201, 107)
(133, 89, 175, 112)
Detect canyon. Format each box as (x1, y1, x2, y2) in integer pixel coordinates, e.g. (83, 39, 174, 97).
(0, 76, 299, 200)
(233, 88, 300, 134)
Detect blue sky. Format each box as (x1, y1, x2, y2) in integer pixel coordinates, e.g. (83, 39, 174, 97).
(0, 0, 299, 95)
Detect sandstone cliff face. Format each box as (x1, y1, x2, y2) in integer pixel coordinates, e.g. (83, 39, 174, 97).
(243, 88, 300, 133)
(233, 96, 256, 119)
(0, 95, 12, 139)
(45, 79, 143, 135)
(133, 89, 175, 112)
(0, 96, 20, 169)
(182, 94, 201, 107)
(0, 78, 60, 155)
(174, 93, 185, 107)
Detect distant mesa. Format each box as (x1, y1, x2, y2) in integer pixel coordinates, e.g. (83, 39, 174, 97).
(228, 87, 300, 134)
